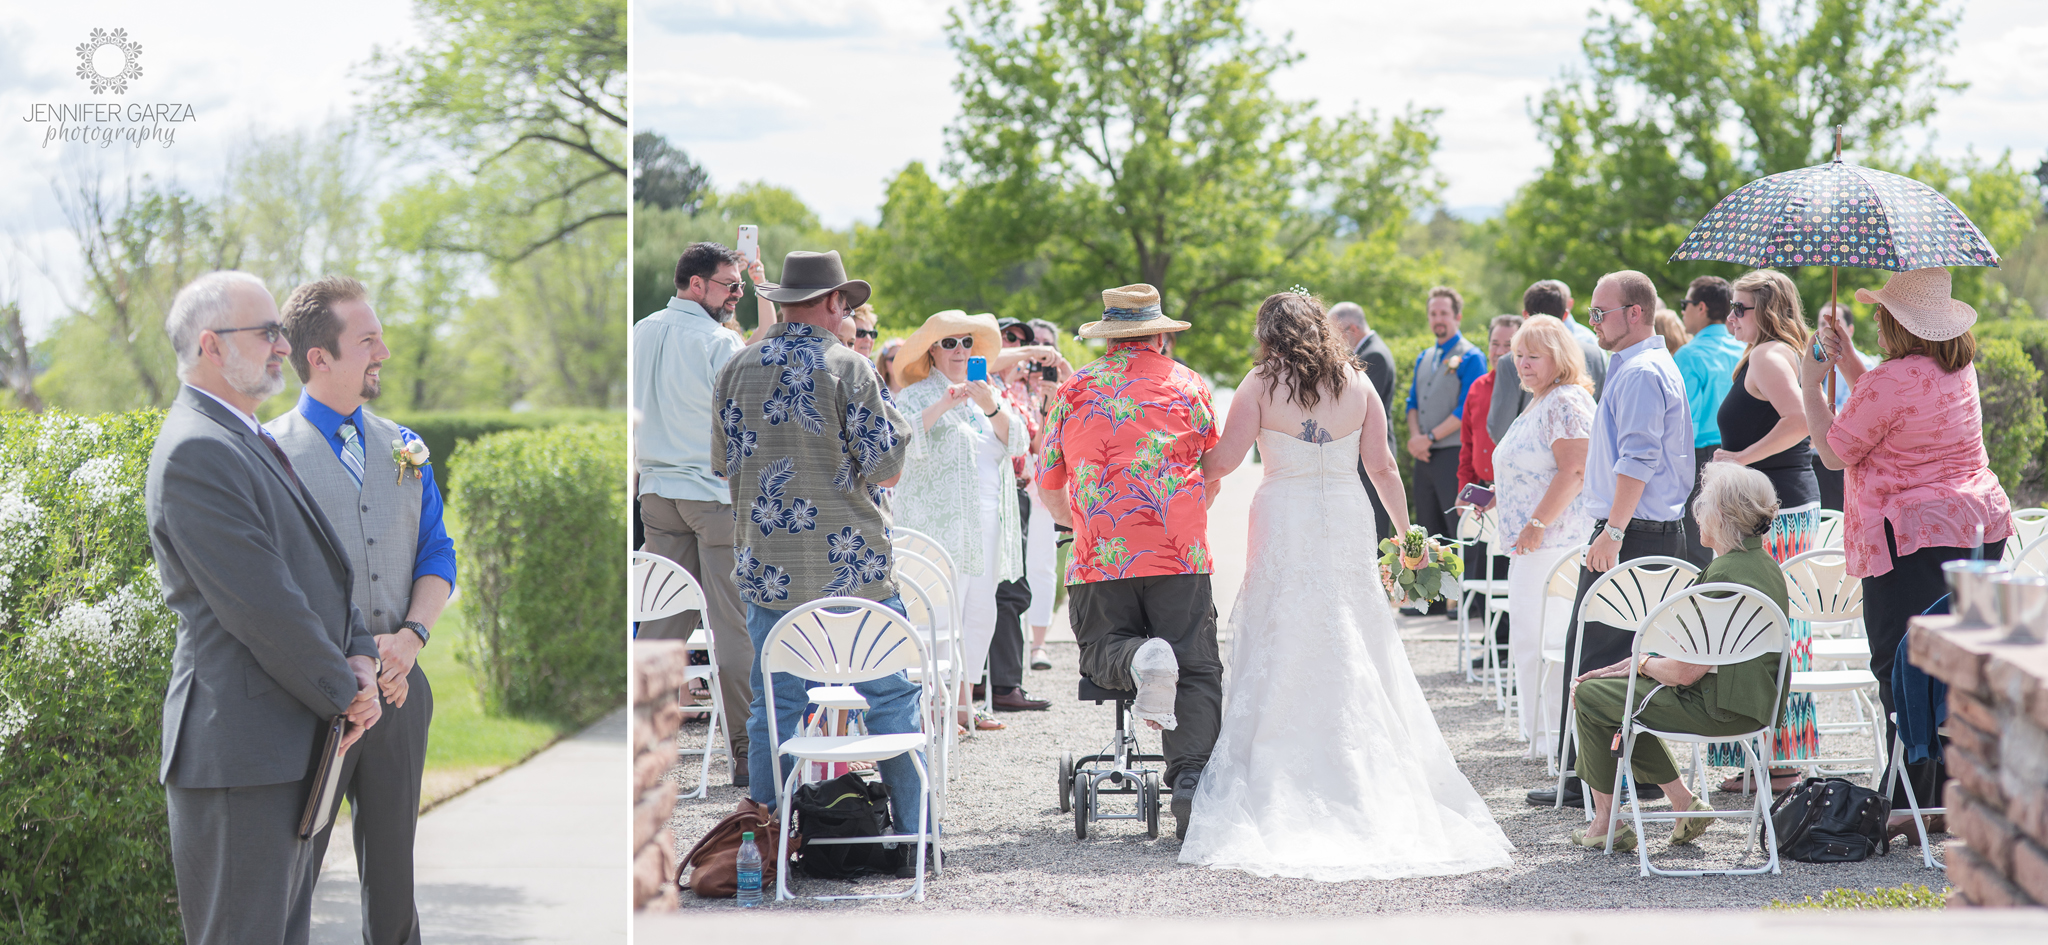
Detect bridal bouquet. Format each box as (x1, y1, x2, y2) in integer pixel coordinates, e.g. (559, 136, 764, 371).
(1378, 526, 1464, 604)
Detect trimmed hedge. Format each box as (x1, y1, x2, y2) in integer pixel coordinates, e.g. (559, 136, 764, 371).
(381, 409, 618, 504)
(451, 423, 626, 722)
(1976, 337, 2046, 502)
(0, 409, 181, 943)
(1974, 320, 2048, 496)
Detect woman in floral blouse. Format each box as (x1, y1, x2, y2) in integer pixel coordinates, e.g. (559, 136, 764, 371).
(891, 310, 1059, 733)
(1801, 266, 2013, 815)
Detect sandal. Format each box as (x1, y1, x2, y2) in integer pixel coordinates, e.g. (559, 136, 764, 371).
(956, 711, 1006, 733)
(1670, 798, 1714, 845)
(1718, 770, 1803, 794)
(1030, 647, 1052, 671)
(1570, 822, 1637, 853)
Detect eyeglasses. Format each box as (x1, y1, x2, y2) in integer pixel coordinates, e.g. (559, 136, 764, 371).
(1727, 302, 1755, 319)
(705, 276, 744, 295)
(1586, 302, 1636, 325)
(937, 336, 974, 350)
(212, 322, 285, 344)
(855, 328, 879, 340)
(1003, 332, 1031, 346)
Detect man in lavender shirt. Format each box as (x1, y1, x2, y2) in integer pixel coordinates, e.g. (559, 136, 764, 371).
(1528, 269, 1695, 807)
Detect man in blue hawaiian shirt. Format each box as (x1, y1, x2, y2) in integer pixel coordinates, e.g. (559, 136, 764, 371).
(711, 250, 928, 839)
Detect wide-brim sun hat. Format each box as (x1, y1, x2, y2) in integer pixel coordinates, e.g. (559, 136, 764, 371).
(1078, 283, 1191, 340)
(893, 309, 1003, 388)
(756, 249, 872, 310)
(1854, 267, 1976, 342)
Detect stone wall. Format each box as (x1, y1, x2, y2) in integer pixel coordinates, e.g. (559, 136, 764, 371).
(633, 640, 690, 911)
(1908, 616, 2048, 906)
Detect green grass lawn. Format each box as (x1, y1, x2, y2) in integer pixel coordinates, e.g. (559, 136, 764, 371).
(413, 598, 576, 809)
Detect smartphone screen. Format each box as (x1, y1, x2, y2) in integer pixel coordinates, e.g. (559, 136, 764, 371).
(736, 224, 759, 264)
(967, 356, 988, 382)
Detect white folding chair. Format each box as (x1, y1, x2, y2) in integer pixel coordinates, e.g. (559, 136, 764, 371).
(2008, 507, 2048, 552)
(894, 549, 962, 772)
(1880, 713, 1946, 870)
(1455, 506, 1512, 706)
(762, 597, 939, 902)
(1782, 548, 1868, 668)
(630, 551, 724, 800)
(1535, 544, 1588, 776)
(1814, 509, 1845, 549)
(1608, 583, 1791, 877)
(1554, 555, 1699, 812)
(2003, 533, 2048, 576)
(894, 528, 992, 716)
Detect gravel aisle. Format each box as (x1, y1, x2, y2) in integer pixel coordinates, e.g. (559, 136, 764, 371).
(665, 605, 1947, 914)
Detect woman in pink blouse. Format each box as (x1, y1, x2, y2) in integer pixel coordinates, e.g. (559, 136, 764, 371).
(1800, 266, 2012, 811)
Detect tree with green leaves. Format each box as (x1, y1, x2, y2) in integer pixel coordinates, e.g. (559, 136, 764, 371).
(914, 0, 1442, 376)
(633, 132, 709, 213)
(1493, 0, 2038, 313)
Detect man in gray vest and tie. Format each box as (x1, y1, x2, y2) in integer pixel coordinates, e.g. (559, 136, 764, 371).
(267, 276, 456, 945)
(1402, 286, 1487, 614)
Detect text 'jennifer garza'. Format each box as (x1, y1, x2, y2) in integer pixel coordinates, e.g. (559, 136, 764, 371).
(21, 102, 198, 149)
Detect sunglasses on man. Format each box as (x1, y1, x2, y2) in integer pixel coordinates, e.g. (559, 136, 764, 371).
(937, 335, 974, 350)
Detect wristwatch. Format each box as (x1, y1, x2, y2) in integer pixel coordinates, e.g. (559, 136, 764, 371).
(1604, 524, 1626, 543)
(401, 620, 430, 645)
(1426, 430, 1439, 444)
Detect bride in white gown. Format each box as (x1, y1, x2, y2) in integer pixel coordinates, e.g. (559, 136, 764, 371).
(1179, 292, 1513, 880)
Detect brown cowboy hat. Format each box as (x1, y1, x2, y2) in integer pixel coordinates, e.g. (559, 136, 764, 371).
(892, 310, 1002, 388)
(756, 250, 871, 309)
(1078, 284, 1190, 339)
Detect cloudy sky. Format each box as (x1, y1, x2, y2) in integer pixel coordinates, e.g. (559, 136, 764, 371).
(641, 0, 2048, 229)
(0, 1, 425, 336)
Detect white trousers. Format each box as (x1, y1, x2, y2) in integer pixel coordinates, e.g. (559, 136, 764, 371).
(1025, 487, 1057, 628)
(957, 476, 1003, 703)
(1507, 544, 1576, 757)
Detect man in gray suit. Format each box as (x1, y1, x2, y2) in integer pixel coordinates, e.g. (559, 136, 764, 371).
(1486, 279, 1610, 443)
(1331, 301, 1396, 543)
(147, 270, 382, 945)
(268, 276, 455, 945)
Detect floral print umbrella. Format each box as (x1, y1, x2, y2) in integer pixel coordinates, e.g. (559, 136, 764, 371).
(1669, 160, 2000, 271)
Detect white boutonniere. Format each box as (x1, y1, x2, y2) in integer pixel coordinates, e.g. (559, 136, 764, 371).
(391, 437, 431, 484)
(1442, 352, 1463, 373)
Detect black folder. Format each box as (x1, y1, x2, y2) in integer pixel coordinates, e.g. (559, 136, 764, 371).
(297, 716, 348, 839)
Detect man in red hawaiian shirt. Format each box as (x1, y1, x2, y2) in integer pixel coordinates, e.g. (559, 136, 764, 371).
(1035, 283, 1221, 839)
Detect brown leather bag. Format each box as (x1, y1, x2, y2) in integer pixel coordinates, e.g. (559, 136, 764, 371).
(681, 798, 798, 898)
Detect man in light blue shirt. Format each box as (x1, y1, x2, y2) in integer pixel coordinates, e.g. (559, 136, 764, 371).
(634, 241, 755, 782)
(1674, 274, 1742, 565)
(1531, 270, 1695, 808)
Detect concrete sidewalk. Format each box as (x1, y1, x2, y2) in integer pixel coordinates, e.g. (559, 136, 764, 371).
(312, 708, 627, 944)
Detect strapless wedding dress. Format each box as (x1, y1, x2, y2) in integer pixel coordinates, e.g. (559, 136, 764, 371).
(1178, 429, 1514, 880)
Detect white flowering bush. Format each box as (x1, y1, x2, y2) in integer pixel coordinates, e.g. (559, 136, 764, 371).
(0, 408, 181, 943)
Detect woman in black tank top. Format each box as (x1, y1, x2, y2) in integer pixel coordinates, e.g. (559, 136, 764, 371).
(1717, 361, 1819, 507)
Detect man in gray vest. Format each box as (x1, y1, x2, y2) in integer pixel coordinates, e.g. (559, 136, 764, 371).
(268, 276, 456, 945)
(1486, 279, 1608, 442)
(1331, 301, 1397, 543)
(1403, 287, 1486, 613)
(149, 271, 382, 944)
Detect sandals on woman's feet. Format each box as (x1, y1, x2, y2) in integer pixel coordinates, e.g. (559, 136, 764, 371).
(1570, 823, 1637, 853)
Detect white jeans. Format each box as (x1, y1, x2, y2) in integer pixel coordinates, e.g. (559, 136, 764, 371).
(1507, 544, 1577, 758)
(1025, 487, 1057, 628)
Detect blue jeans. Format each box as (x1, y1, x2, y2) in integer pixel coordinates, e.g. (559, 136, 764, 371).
(745, 596, 926, 832)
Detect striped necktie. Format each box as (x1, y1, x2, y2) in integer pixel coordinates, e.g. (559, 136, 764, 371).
(336, 418, 366, 489)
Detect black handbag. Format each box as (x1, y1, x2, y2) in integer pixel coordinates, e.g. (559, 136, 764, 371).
(792, 773, 906, 879)
(1766, 776, 1891, 862)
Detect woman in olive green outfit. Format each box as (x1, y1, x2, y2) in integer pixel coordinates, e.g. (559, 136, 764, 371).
(1570, 462, 1792, 852)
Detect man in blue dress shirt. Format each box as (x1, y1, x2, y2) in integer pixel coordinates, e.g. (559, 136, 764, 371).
(1402, 286, 1486, 614)
(1528, 270, 1695, 807)
(268, 276, 457, 945)
(1673, 275, 1742, 565)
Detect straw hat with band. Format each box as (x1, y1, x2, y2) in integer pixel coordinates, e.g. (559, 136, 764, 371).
(1078, 284, 1190, 340)
(1854, 267, 1976, 342)
(756, 250, 871, 310)
(893, 309, 1003, 388)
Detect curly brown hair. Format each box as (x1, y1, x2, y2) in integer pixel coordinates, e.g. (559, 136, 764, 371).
(1254, 292, 1352, 409)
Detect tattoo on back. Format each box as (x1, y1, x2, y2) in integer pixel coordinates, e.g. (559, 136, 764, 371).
(1298, 419, 1333, 444)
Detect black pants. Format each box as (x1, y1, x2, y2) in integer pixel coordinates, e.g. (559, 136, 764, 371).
(1553, 518, 1686, 787)
(1411, 445, 1461, 541)
(1067, 573, 1223, 785)
(1865, 521, 2003, 808)
(311, 663, 431, 945)
(1679, 446, 1715, 568)
(989, 487, 1033, 693)
(1813, 454, 1845, 512)
(1357, 459, 1395, 544)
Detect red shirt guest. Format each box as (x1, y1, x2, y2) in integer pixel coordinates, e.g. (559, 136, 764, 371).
(1036, 283, 1221, 839)
(1457, 315, 1523, 495)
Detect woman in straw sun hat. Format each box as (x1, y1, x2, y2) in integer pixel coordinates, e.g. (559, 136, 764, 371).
(891, 309, 1063, 733)
(1800, 265, 2013, 823)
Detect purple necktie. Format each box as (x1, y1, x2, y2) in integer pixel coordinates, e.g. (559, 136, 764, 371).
(258, 429, 309, 495)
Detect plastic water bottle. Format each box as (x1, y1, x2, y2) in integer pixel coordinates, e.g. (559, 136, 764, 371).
(735, 831, 763, 907)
